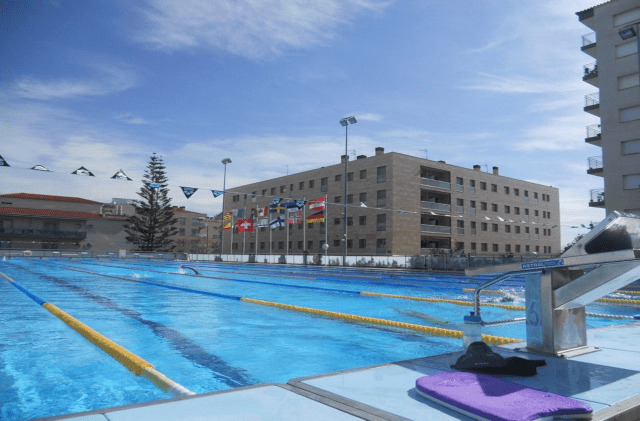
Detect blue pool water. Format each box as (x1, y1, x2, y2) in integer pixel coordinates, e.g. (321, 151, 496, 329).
(1, 258, 639, 420)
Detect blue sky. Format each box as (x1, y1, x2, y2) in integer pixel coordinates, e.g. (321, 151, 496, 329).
(1, 0, 605, 247)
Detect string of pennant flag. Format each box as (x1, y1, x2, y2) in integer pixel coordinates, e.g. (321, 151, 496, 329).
(0, 153, 581, 230)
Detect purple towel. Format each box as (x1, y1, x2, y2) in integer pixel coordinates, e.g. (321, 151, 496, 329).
(415, 372, 592, 421)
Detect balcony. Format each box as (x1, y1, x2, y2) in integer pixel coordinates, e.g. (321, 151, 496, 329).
(456, 205, 464, 214)
(421, 225, 451, 234)
(420, 178, 451, 190)
(589, 188, 605, 208)
(585, 124, 601, 146)
(584, 92, 600, 116)
(587, 156, 603, 176)
(0, 228, 87, 239)
(456, 228, 464, 235)
(456, 184, 464, 192)
(581, 32, 597, 57)
(421, 201, 451, 212)
(576, 7, 595, 30)
(320, 184, 328, 192)
(583, 62, 598, 86)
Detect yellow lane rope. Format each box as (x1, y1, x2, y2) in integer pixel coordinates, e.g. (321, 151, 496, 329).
(240, 297, 521, 345)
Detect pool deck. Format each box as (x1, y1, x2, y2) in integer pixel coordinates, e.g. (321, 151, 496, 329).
(38, 322, 640, 421)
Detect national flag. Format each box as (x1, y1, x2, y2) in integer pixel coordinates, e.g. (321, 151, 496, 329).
(0, 155, 9, 167)
(270, 216, 285, 229)
(222, 221, 231, 230)
(237, 218, 255, 232)
(309, 197, 326, 211)
(259, 206, 269, 216)
(269, 204, 285, 214)
(306, 211, 324, 223)
(271, 197, 282, 206)
(180, 186, 198, 198)
(111, 169, 132, 181)
(233, 209, 245, 217)
(31, 165, 50, 171)
(71, 166, 94, 176)
(223, 212, 232, 221)
(282, 201, 298, 209)
(250, 208, 257, 218)
(295, 199, 307, 209)
(211, 190, 224, 198)
(256, 218, 269, 227)
(289, 210, 302, 218)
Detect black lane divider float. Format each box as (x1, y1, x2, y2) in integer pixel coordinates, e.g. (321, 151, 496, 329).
(12, 263, 253, 388)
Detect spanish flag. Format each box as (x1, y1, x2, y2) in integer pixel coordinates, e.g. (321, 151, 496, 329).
(222, 221, 232, 230)
(223, 212, 232, 221)
(306, 211, 324, 223)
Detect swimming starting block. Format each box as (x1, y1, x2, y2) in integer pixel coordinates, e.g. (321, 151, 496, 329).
(415, 372, 592, 421)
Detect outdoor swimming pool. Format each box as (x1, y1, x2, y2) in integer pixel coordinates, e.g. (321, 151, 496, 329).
(1, 258, 639, 420)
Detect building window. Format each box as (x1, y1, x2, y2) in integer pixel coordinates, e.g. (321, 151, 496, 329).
(504, 205, 510, 214)
(492, 244, 499, 252)
(515, 226, 521, 234)
(347, 172, 354, 182)
(492, 224, 498, 232)
(481, 202, 487, 211)
(619, 73, 640, 90)
(307, 241, 313, 250)
(481, 222, 488, 231)
(621, 106, 640, 123)
(491, 184, 497, 192)
(298, 182, 304, 191)
(309, 180, 315, 188)
(334, 218, 341, 225)
(377, 166, 387, 182)
(377, 214, 386, 231)
(623, 174, 640, 190)
(335, 174, 342, 182)
(347, 217, 353, 226)
(515, 245, 521, 253)
(333, 240, 340, 247)
(515, 207, 520, 215)
(360, 169, 367, 179)
(505, 225, 511, 233)
(335, 196, 341, 203)
(504, 186, 510, 194)
(514, 188, 519, 196)
(359, 239, 366, 248)
(320, 177, 328, 191)
(480, 182, 487, 190)
(505, 244, 511, 253)
(481, 243, 488, 252)
(179, 218, 186, 225)
(359, 192, 366, 202)
(358, 215, 366, 225)
(191, 229, 198, 236)
(179, 228, 185, 236)
(347, 239, 353, 249)
(616, 40, 638, 58)
(491, 203, 498, 212)
(377, 190, 387, 206)
(270, 187, 276, 195)
(347, 194, 353, 204)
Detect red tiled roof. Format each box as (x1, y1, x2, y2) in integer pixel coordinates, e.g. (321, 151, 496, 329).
(0, 193, 103, 204)
(0, 207, 112, 220)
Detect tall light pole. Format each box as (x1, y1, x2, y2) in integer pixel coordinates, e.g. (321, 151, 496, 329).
(221, 158, 232, 258)
(339, 116, 357, 266)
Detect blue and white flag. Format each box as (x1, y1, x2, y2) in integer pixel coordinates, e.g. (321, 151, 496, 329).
(149, 183, 162, 189)
(256, 218, 269, 227)
(31, 164, 50, 171)
(211, 190, 224, 198)
(0, 155, 10, 167)
(71, 166, 94, 176)
(270, 216, 285, 229)
(271, 197, 282, 206)
(233, 209, 245, 218)
(181, 186, 198, 199)
(295, 199, 306, 209)
(111, 169, 132, 181)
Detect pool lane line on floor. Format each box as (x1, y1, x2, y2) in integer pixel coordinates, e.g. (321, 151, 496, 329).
(59, 262, 526, 310)
(0, 271, 194, 398)
(9, 262, 254, 389)
(54, 264, 520, 345)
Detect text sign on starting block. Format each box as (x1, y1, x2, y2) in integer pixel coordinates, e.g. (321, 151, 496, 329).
(521, 259, 565, 270)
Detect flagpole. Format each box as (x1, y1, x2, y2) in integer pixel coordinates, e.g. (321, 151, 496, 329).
(325, 193, 328, 263)
(286, 206, 289, 257)
(269, 206, 273, 261)
(255, 210, 259, 258)
(242, 206, 246, 257)
(230, 211, 234, 256)
(303, 196, 307, 256)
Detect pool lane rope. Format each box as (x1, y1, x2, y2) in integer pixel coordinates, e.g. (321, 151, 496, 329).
(463, 288, 640, 306)
(0, 271, 194, 397)
(56, 266, 520, 346)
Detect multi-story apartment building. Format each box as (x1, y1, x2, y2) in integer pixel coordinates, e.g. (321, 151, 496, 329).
(578, 0, 640, 214)
(222, 147, 560, 257)
(172, 207, 221, 254)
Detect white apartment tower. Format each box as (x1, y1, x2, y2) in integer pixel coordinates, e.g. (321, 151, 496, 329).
(578, 0, 640, 214)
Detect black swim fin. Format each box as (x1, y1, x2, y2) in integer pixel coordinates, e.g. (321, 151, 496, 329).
(452, 342, 546, 377)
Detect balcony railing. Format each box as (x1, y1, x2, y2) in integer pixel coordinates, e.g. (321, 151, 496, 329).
(587, 156, 603, 175)
(585, 92, 599, 107)
(456, 206, 464, 213)
(456, 184, 464, 192)
(590, 188, 605, 206)
(456, 228, 464, 235)
(421, 225, 451, 234)
(471, 229, 477, 236)
(583, 62, 598, 81)
(421, 201, 451, 212)
(586, 124, 601, 140)
(377, 174, 387, 182)
(524, 196, 529, 203)
(377, 224, 386, 231)
(470, 207, 476, 215)
(0, 228, 87, 239)
(377, 199, 387, 207)
(582, 32, 595, 47)
(470, 187, 476, 195)
(420, 178, 451, 190)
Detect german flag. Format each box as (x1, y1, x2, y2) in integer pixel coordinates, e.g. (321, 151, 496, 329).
(306, 211, 324, 223)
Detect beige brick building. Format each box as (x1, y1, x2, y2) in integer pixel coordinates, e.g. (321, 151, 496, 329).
(578, 0, 640, 214)
(222, 148, 561, 257)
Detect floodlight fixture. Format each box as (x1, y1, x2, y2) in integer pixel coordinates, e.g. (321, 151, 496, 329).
(221, 158, 232, 165)
(339, 116, 358, 126)
(619, 26, 637, 40)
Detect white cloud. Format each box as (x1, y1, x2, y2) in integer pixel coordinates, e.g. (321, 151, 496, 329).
(356, 113, 383, 122)
(114, 113, 150, 125)
(135, 0, 392, 59)
(12, 62, 138, 100)
(513, 114, 593, 152)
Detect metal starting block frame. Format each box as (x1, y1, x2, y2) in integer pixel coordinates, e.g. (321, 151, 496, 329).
(466, 211, 640, 357)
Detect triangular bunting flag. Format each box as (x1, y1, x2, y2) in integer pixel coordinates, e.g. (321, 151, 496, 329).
(181, 186, 198, 199)
(295, 199, 307, 209)
(0, 155, 9, 167)
(212, 190, 224, 198)
(271, 197, 282, 206)
(111, 169, 132, 181)
(31, 165, 50, 171)
(71, 166, 94, 176)
(149, 183, 162, 189)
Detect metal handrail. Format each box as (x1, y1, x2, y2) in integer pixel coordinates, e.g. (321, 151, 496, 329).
(588, 156, 603, 169)
(583, 61, 597, 76)
(585, 92, 599, 107)
(582, 32, 595, 47)
(472, 271, 542, 317)
(586, 124, 601, 138)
